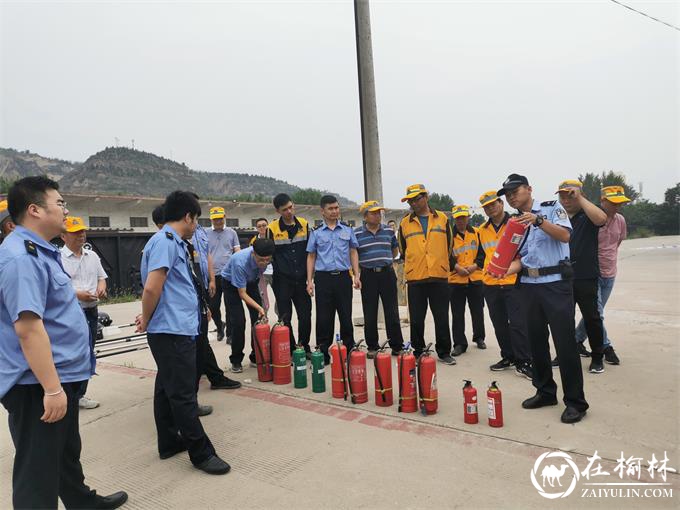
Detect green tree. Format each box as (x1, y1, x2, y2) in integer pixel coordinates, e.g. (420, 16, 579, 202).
(427, 192, 455, 211)
(292, 188, 323, 206)
(469, 213, 486, 227)
(0, 177, 14, 194)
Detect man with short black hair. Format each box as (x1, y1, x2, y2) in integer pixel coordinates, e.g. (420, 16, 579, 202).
(0, 176, 128, 508)
(267, 193, 312, 356)
(138, 190, 230, 475)
(221, 238, 276, 372)
(307, 195, 361, 364)
(496, 174, 589, 424)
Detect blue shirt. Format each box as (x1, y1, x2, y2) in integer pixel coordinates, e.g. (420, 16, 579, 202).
(418, 215, 429, 234)
(0, 226, 93, 399)
(221, 247, 262, 288)
(518, 199, 572, 284)
(307, 222, 359, 272)
(208, 227, 241, 273)
(191, 225, 210, 289)
(141, 225, 200, 336)
(354, 224, 397, 269)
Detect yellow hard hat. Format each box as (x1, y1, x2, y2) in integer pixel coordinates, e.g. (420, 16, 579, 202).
(0, 199, 9, 224)
(451, 204, 471, 218)
(601, 185, 631, 204)
(401, 184, 427, 202)
(359, 200, 385, 213)
(556, 179, 583, 193)
(64, 216, 87, 233)
(209, 206, 225, 219)
(478, 190, 499, 207)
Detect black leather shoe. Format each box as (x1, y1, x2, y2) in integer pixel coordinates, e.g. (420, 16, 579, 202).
(210, 378, 242, 390)
(522, 393, 558, 409)
(159, 443, 187, 460)
(93, 491, 128, 509)
(561, 407, 587, 423)
(197, 404, 213, 417)
(474, 340, 487, 350)
(452, 345, 467, 357)
(196, 455, 231, 475)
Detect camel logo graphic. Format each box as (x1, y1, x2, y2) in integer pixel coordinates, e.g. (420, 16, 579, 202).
(531, 451, 580, 499)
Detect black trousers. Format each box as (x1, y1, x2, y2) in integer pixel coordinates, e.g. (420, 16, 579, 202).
(314, 271, 354, 362)
(1, 382, 97, 509)
(224, 280, 262, 365)
(195, 312, 226, 390)
(408, 281, 451, 358)
(359, 267, 404, 351)
(209, 274, 232, 337)
(573, 278, 605, 363)
(483, 285, 531, 363)
(449, 283, 485, 348)
(520, 280, 589, 411)
(147, 333, 216, 465)
(272, 273, 312, 353)
(76, 306, 98, 399)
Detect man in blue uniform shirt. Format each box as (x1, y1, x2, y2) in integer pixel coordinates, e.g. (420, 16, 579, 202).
(137, 191, 230, 475)
(221, 238, 275, 373)
(497, 174, 589, 424)
(306, 195, 361, 364)
(0, 176, 127, 509)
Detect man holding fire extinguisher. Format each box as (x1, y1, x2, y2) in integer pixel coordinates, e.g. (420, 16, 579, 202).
(495, 174, 589, 424)
(221, 238, 276, 373)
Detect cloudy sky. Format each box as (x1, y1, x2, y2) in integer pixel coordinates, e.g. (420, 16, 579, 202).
(1, 0, 677, 208)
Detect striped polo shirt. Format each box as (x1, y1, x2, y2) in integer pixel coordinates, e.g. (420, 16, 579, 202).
(354, 224, 398, 269)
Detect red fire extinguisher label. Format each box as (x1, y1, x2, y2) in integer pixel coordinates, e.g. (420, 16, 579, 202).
(487, 398, 496, 419)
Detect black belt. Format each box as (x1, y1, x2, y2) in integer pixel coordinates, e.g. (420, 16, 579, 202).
(361, 265, 392, 273)
(520, 265, 561, 277)
(316, 270, 349, 276)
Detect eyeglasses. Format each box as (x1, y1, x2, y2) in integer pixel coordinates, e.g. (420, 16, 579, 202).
(407, 194, 425, 205)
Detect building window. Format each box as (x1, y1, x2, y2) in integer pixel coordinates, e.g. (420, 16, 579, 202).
(314, 219, 323, 228)
(225, 218, 239, 227)
(198, 218, 212, 227)
(89, 216, 110, 228)
(130, 217, 148, 228)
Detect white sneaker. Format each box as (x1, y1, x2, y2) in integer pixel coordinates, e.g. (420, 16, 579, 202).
(78, 396, 100, 409)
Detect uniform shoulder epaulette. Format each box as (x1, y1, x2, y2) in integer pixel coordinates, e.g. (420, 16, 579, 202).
(24, 240, 38, 256)
(541, 200, 556, 207)
(165, 232, 174, 239)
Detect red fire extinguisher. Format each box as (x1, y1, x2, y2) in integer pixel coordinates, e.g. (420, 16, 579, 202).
(347, 340, 368, 404)
(486, 217, 528, 278)
(330, 334, 348, 399)
(271, 322, 291, 385)
(487, 381, 503, 427)
(253, 320, 272, 382)
(417, 343, 437, 415)
(463, 380, 478, 424)
(397, 343, 417, 413)
(374, 341, 393, 407)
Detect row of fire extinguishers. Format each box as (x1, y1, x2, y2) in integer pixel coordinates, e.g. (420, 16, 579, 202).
(253, 322, 504, 425)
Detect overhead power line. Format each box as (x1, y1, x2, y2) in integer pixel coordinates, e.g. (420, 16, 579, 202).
(608, 0, 680, 32)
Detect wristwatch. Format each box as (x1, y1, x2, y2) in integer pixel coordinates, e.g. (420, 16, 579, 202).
(534, 215, 544, 227)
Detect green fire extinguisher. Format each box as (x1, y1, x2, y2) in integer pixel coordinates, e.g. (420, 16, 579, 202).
(311, 347, 326, 393)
